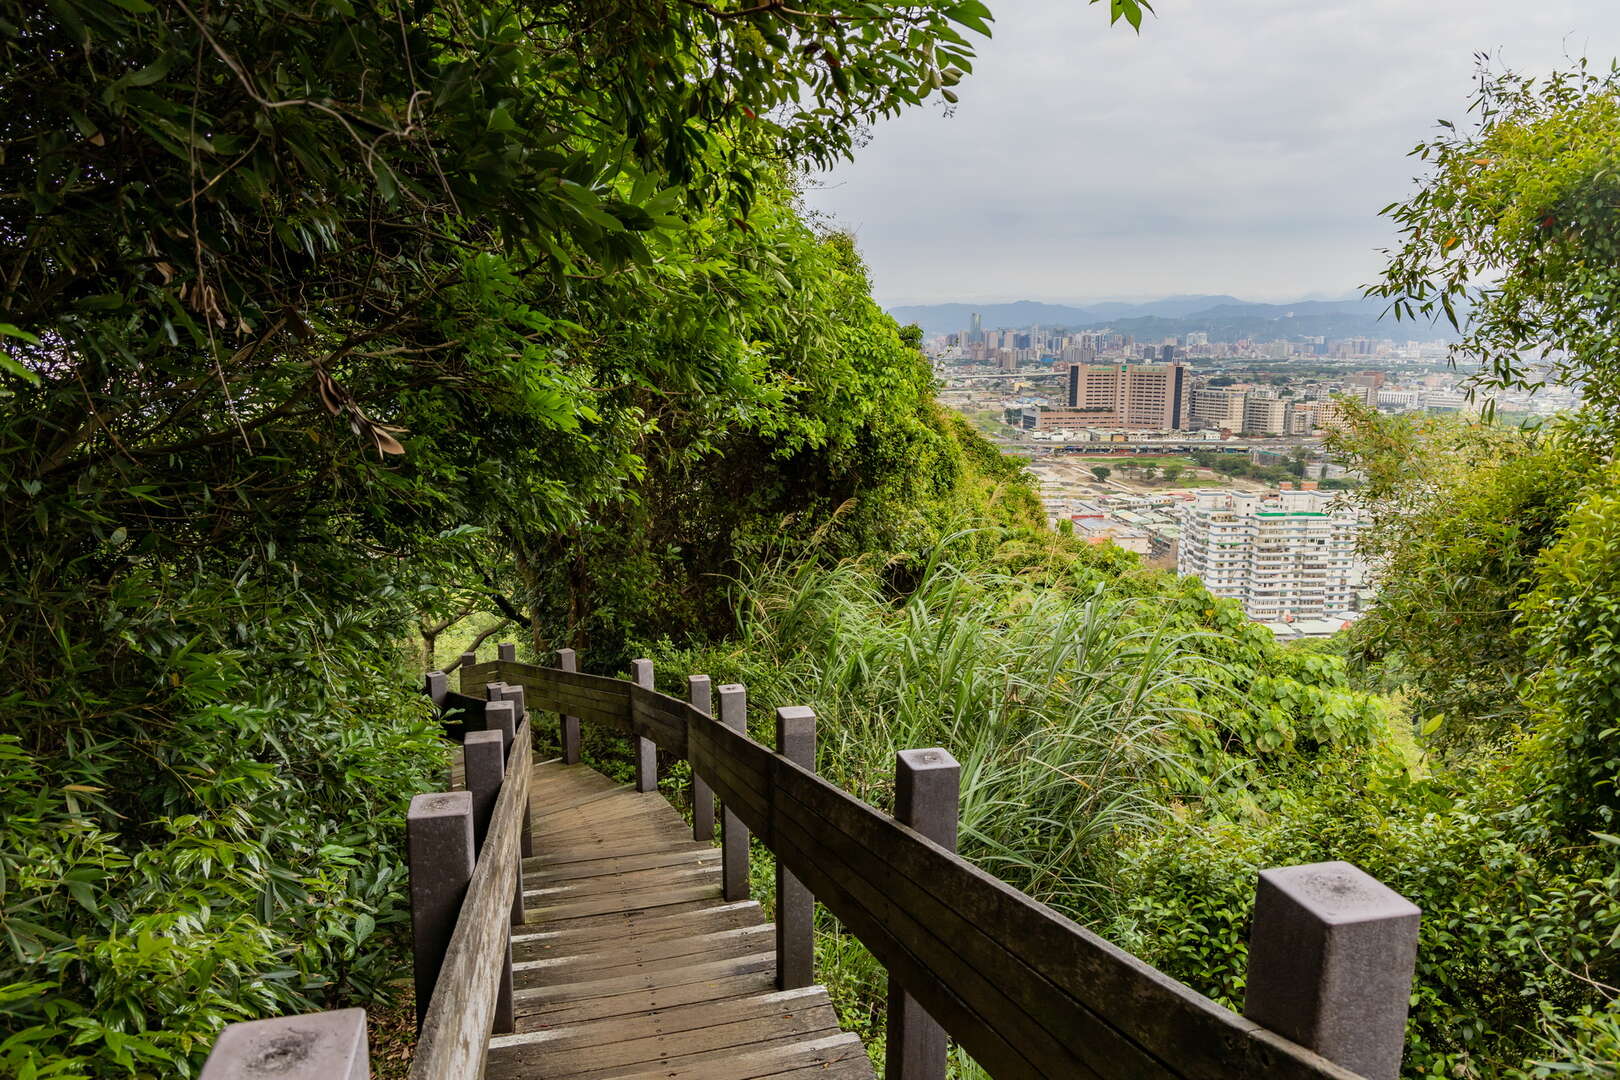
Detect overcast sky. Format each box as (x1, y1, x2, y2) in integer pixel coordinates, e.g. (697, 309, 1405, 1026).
(802, 0, 1620, 307)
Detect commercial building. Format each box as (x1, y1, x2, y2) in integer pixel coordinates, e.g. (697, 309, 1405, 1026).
(1241, 396, 1288, 436)
(1065, 362, 1187, 430)
(1189, 388, 1246, 430)
(1177, 487, 1364, 622)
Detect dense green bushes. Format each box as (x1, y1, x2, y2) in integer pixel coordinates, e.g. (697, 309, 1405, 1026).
(0, 569, 442, 1078)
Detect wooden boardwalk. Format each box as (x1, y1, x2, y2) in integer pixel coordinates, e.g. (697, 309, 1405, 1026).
(485, 759, 875, 1080)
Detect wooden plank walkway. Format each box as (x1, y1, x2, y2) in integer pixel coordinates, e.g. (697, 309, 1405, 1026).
(485, 759, 876, 1080)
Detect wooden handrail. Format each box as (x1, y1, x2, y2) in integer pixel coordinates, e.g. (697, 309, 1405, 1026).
(409, 716, 532, 1080)
(461, 658, 1369, 1080)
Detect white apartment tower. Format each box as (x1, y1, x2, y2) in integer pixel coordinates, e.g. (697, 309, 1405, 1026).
(1177, 488, 1364, 622)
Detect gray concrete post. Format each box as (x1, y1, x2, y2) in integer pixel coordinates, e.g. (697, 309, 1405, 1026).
(456, 651, 477, 694)
(629, 659, 657, 793)
(460, 730, 513, 1034)
(484, 699, 516, 755)
(887, 748, 960, 1080)
(1243, 861, 1421, 1080)
(689, 676, 715, 841)
(480, 699, 525, 930)
(200, 1007, 369, 1080)
(463, 730, 505, 852)
(408, 791, 474, 1029)
(497, 641, 516, 662)
(492, 684, 534, 858)
(558, 648, 581, 764)
(775, 706, 816, 990)
(718, 684, 750, 903)
(424, 671, 448, 707)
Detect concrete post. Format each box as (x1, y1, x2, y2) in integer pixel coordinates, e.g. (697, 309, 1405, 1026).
(424, 671, 448, 707)
(558, 648, 581, 764)
(200, 1008, 369, 1080)
(887, 748, 960, 1080)
(718, 684, 750, 903)
(484, 699, 516, 756)
(480, 699, 525, 930)
(463, 730, 505, 852)
(460, 730, 513, 1034)
(629, 659, 657, 793)
(775, 706, 816, 990)
(491, 684, 533, 858)
(407, 792, 474, 1029)
(456, 651, 477, 694)
(689, 676, 715, 842)
(1243, 861, 1421, 1080)
(497, 641, 516, 662)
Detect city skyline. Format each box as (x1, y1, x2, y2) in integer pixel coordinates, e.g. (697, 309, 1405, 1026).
(802, 0, 1620, 307)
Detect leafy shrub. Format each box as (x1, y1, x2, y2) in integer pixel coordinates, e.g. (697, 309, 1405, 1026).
(1109, 763, 1620, 1078)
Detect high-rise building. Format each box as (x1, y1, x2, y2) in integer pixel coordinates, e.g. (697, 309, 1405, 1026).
(1065, 362, 1187, 429)
(1178, 488, 1364, 622)
(968, 312, 983, 344)
(1241, 396, 1288, 435)
(1189, 388, 1246, 430)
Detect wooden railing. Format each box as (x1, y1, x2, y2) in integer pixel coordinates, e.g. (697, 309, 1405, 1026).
(200, 644, 1420, 1080)
(455, 651, 1419, 1080)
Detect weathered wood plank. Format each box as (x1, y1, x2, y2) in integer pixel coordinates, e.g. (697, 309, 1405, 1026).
(512, 901, 763, 954)
(513, 969, 780, 1028)
(523, 864, 719, 902)
(526, 1031, 869, 1080)
(514, 924, 774, 982)
(527, 882, 724, 924)
(487, 1001, 841, 1077)
(409, 718, 531, 1080)
(525, 847, 719, 883)
(490, 986, 827, 1057)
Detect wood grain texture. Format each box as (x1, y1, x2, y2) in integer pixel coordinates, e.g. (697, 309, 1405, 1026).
(469, 661, 1362, 1080)
(487, 757, 874, 1080)
(409, 718, 531, 1080)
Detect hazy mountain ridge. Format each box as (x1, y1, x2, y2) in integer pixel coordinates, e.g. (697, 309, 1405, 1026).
(889, 295, 1456, 343)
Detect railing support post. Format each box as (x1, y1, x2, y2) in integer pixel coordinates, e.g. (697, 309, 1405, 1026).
(456, 651, 478, 694)
(201, 1008, 370, 1080)
(1243, 861, 1421, 1080)
(462, 731, 514, 1034)
(483, 700, 525, 930)
(629, 658, 657, 793)
(718, 684, 750, 902)
(493, 685, 535, 858)
(689, 675, 715, 841)
(407, 791, 474, 1029)
(558, 648, 581, 764)
(497, 641, 516, 662)
(775, 706, 816, 990)
(424, 671, 447, 707)
(887, 748, 960, 1080)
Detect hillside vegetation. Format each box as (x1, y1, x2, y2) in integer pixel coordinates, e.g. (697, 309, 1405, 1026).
(2, 3, 1618, 1079)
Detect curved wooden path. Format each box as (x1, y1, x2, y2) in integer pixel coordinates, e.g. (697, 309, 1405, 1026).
(487, 759, 875, 1080)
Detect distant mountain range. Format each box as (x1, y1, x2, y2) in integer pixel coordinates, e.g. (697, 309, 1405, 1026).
(887, 295, 1458, 344)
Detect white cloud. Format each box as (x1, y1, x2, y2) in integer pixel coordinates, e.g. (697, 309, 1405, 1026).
(803, 0, 1620, 306)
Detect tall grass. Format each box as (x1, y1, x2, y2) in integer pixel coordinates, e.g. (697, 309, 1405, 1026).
(693, 542, 1226, 918)
(657, 542, 1248, 1074)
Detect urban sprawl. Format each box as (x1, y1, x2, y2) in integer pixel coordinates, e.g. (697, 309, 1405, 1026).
(931, 313, 1575, 638)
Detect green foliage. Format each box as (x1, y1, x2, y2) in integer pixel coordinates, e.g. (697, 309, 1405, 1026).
(1329, 402, 1599, 753)
(1373, 59, 1620, 421)
(1111, 763, 1620, 1079)
(1516, 457, 1620, 836)
(1, 0, 1158, 1070)
(651, 531, 1396, 1070)
(513, 232, 1044, 665)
